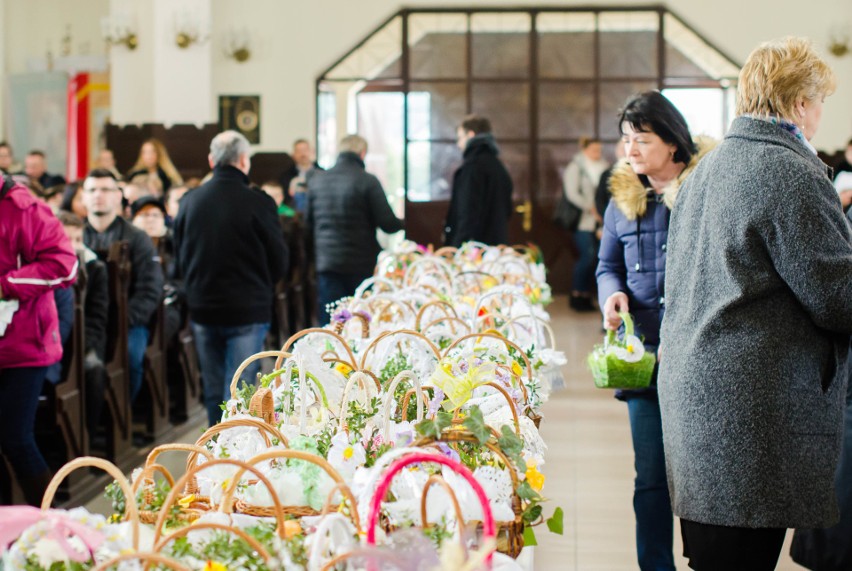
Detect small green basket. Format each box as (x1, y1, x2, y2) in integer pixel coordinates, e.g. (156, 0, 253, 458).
(587, 312, 656, 389)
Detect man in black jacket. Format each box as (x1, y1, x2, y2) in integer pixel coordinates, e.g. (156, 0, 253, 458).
(443, 115, 513, 247)
(174, 130, 288, 426)
(82, 168, 164, 403)
(306, 134, 403, 326)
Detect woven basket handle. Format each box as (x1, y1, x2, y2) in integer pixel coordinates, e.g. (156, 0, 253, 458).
(232, 449, 362, 533)
(338, 371, 378, 430)
(365, 452, 495, 567)
(606, 312, 635, 347)
(382, 370, 424, 439)
(358, 329, 441, 371)
(154, 522, 272, 562)
(194, 417, 290, 450)
(229, 350, 292, 400)
(414, 299, 459, 329)
(420, 474, 465, 530)
(154, 458, 288, 544)
(281, 327, 357, 369)
(41, 456, 140, 551)
(91, 552, 189, 571)
(333, 311, 370, 339)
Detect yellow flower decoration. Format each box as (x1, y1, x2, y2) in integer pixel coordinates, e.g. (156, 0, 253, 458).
(429, 356, 496, 410)
(526, 463, 545, 492)
(334, 362, 353, 377)
(177, 494, 196, 508)
(511, 360, 524, 379)
(204, 562, 227, 571)
(220, 478, 231, 491)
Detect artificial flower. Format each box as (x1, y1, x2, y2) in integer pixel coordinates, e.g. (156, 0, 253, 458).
(511, 359, 524, 379)
(327, 431, 367, 478)
(609, 334, 645, 363)
(429, 356, 496, 410)
(334, 362, 353, 377)
(525, 462, 546, 492)
(204, 561, 227, 571)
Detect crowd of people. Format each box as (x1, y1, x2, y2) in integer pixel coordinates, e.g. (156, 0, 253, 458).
(1, 33, 851, 571)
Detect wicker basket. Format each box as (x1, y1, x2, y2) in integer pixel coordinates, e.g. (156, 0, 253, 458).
(152, 457, 290, 546)
(588, 313, 656, 390)
(41, 456, 140, 551)
(132, 444, 215, 524)
(91, 552, 190, 571)
(226, 449, 361, 532)
(414, 431, 525, 558)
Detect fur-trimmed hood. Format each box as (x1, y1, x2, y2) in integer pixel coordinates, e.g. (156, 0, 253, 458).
(608, 136, 718, 220)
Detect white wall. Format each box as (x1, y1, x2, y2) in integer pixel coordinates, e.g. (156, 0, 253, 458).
(2, 0, 851, 150)
(210, 0, 852, 152)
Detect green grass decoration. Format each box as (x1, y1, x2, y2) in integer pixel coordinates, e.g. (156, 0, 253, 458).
(587, 312, 655, 389)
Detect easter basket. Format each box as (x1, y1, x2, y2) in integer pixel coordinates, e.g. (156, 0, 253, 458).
(587, 312, 656, 389)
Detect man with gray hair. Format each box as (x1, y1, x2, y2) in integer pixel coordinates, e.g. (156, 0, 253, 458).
(306, 134, 403, 325)
(174, 130, 288, 425)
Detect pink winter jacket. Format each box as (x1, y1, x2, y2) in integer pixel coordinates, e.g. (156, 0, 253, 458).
(0, 180, 78, 368)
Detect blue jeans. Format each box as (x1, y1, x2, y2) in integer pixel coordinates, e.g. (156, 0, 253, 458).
(128, 325, 149, 402)
(0, 367, 50, 484)
(572, 230, 597, 294)
(627, 393, 675, 571)
(191, 321, 270, 426)
(316, 271, 373, 326)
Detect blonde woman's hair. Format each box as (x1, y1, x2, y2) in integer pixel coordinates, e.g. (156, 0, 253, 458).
(130, 138, 184, 185)
(736, 37, 836, 123)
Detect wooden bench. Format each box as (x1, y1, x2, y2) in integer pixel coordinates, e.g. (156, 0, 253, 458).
(100, 241, 133, 464)
(138, 296, 170, 440)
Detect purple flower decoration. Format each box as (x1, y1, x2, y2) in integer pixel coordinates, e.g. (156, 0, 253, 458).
(458, 360, 469, 374)
(436, 442, 461, 464)
(332, 309, 353, 324)
(473, 357, 484, 368)
(428, 389, 445, 416)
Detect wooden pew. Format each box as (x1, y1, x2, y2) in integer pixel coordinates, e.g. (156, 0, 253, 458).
(138, 297, 169, 439)
(35, 259, 90, 500)
(176, 325, 203, 419)
(100, 241, 133, 464)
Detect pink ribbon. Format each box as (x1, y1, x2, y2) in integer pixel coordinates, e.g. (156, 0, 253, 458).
(0, 506, 105, 562)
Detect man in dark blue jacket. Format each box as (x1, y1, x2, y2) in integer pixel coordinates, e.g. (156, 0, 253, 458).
(174, 131, 288, 425)
(443, 115, 513, 247)
(306, 134, 403, 326)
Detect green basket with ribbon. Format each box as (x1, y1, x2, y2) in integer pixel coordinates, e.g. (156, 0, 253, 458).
(587, 312, 656, 389)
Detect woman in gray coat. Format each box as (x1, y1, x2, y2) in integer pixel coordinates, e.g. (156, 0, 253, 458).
(659, 37, 852, 570)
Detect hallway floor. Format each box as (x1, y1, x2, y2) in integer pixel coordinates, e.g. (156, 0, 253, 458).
(534, 296, 801, 570)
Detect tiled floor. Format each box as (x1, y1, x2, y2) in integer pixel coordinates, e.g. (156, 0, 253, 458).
(534, 296, 802, 570)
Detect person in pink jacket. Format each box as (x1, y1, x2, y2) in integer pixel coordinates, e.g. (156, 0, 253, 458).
(0, 175, 77, 505)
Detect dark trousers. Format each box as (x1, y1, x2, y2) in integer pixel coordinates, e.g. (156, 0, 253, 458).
(572, 230, 597, 294)
(0, 366, 50, 505)
(626, 393, 676, 571)
(681, 519, 786, 571)
(316, 270, 372, 326)
(191, 321, 270, 426)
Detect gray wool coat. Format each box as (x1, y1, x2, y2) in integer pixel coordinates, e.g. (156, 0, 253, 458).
(659, 116, 852, 529)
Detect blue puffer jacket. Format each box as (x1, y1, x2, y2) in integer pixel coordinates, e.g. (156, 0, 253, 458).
(595, 138, 715, 391)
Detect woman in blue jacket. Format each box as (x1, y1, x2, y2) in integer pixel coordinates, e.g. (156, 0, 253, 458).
(596, 91, 714, 571)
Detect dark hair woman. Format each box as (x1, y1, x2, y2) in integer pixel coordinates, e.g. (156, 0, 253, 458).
(596, 90, 715, 571)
